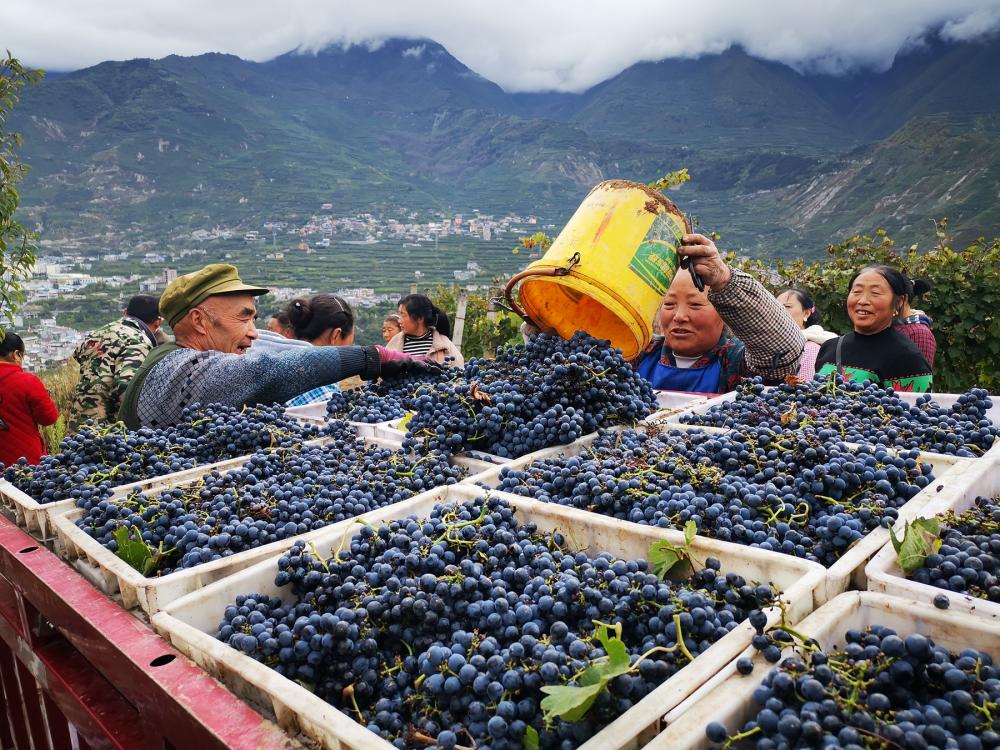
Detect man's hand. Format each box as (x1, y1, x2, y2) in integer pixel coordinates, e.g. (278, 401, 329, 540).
(679, 233, 732, 291)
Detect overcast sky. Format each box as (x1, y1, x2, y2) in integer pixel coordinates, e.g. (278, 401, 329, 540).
(3, 0, 1000, 92)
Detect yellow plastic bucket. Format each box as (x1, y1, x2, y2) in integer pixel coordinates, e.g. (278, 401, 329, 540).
(505, 179, 691, 359)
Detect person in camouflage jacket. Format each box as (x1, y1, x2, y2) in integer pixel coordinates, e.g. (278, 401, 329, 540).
(69, 295, 162, 429)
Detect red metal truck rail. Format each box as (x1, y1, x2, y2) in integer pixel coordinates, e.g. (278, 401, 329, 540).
(0, 513, 300, 750)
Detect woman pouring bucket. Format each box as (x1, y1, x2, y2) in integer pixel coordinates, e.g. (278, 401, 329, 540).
(505, 180, 804, 394)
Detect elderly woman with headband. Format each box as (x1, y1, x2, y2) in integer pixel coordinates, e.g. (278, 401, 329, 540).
(815, 265, 932, 392)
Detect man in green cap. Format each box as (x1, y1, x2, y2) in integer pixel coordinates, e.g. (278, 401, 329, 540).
(117, 264, 440, 428)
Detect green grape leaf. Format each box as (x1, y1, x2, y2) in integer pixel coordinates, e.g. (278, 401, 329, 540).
(397, 411, 415, 430)
(684, 519, 697, 546)
(540, 683, 605, 723)
(540, 623, 634, 724)
(524, 725, 540, 750)
(113, 525, 152, 574)
(889, 517, 942, 574)
(649, 538, 690, 579)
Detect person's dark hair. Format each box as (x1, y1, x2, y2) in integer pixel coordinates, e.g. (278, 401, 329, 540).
(398, 294, 451, 338)
(0, 331, 25, 358)
(286, 294, 355, 342)
(270, 310, 291, 327)
(778, 287, 820, 327)
(849, 265, 908, 316)
(906, 278, 932, 302)
(126, 295, 161, 324)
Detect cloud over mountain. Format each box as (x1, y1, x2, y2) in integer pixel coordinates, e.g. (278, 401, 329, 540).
(4, 0, 1000, 91)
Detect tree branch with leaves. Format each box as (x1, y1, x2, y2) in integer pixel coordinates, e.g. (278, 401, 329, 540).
(1, 52, 44, 338)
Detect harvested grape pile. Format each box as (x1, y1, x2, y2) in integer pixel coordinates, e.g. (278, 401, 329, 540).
(707, 624, 1000, 749)
(909, 495, 1000, 604)
(1, 404, 325, 506)
(494, 426, 932, 566)
(216, 495, 778, 749)
(76, 436, 465, 576)
(401, 332, 656, 458)
(681, 376, 998, 457)
(325, 370, 458, 424)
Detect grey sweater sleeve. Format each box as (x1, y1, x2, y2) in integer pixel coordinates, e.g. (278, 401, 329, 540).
(136, 345, 376, 427)
(709, 269, 805, 380)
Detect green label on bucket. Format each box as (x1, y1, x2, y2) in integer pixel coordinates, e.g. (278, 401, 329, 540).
(629, 239, 680, 296)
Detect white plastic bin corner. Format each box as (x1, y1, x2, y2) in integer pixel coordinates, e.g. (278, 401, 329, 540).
(0, 480, 75, 538)
(151, 484, 826, 750)
(647, 590, 1000, 750)
(642, 391, 710, 425)
(50, 437, 487, 616)
(660, 392, 737, 428)
(865, 456, 1000, 623)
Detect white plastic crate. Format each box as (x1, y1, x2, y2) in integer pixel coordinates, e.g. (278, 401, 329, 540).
(50, 438, 490, 616)
(666, 388, 1000, 462)
(463, 423, 735, 491)
(895, 391, 1000, 461)
(0, 480, 75, 538)
(641, 391, 710, 426)
(647, 590, 1000, 750)
(865, 456, 1000, 623)
(151, 484, 827, 750)
(820, 452, 964, 599)
(284, 401, 403, 438)
(461, 423, 967, 601)
(0, 453, 250, 539)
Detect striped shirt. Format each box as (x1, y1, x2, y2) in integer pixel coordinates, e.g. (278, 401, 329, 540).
(402, 331, 435, 357)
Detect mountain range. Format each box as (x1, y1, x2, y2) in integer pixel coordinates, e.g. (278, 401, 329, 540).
(11, 34, 1000, 257)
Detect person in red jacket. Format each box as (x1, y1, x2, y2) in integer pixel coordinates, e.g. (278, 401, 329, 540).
(0, 332, 59, 467)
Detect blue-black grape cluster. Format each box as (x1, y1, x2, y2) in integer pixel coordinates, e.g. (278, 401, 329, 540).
(326, 370, 458, 423)
(401, 332, 656, 458)
(75, 436, 465, 576)
(215, 495, 779, 749)
(909, 495, 1000, 604)
(707, 624, 1000, 750)
(681, 376, 998, 457)
(493, 425, 932, 567)
(1, 403, 325, 506)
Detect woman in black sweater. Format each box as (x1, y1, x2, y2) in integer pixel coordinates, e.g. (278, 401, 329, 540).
(815, 265, 932, 392)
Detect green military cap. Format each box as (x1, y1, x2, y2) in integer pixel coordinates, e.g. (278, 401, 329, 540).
(160, 264, 269, 327)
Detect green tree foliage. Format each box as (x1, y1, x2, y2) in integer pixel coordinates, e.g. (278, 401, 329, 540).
(728, 222, 1000, 392)
(0, 53, 44, 336)
(430, 284, 522, 360)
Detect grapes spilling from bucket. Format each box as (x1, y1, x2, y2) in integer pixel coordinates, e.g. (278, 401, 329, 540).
(707, 624, 1000, 750)
(493, 425, 931, 567)
(215, 495, 779, 749)
(401, 332, 656, 458)
(907, 495, 1000, 604)
(1, 403, 326, 506)
(681, 376, 998, 457)
(325, 370, 458, 424)
(76, 437, 464, 576)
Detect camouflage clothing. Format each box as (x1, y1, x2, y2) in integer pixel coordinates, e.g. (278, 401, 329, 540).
(70, 316, 157, 428)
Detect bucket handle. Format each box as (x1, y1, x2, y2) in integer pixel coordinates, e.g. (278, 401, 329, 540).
(500, 253, 581, 325)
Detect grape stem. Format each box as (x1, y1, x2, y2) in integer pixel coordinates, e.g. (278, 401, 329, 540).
(721, 724, 760, 749)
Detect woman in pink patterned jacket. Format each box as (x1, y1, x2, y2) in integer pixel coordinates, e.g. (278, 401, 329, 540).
(777, 288, 838, 381)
